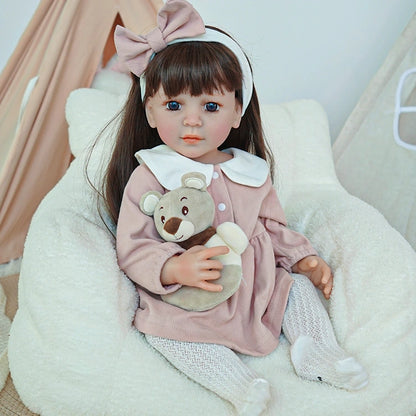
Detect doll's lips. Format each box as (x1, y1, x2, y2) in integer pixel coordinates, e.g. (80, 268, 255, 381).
(182, 135, 203, 144)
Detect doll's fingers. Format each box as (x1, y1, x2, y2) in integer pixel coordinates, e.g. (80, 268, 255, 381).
(323, 278, 333, 299)
(203, 259, 224, 271)
(202, 246, 230, 259)
(310, 271, 324, 287)
(316, 280, 325, 291)
(321, 269, 332, 285)
(198, 280, 223, 292)
(315, 279, 329, 298)
(323, 284, 332, 299)
(201, 269, 222, 281)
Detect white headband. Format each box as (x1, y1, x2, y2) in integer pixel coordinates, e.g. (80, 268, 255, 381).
(140, 28, 253, 115)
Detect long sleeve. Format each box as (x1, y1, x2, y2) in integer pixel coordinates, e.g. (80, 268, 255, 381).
(116, 165, 184, 295)
(121, 160, 301, 356)
(259, 181, 317, 271)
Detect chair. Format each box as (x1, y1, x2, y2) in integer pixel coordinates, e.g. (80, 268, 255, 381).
(8, 68, 416, 415)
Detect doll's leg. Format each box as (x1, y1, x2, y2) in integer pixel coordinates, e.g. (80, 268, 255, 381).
(282, 274, 368, 390)
(145, 334, 270, 416)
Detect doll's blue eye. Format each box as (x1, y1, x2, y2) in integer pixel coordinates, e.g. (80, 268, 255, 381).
(204, 102, 219, 112)
(166, 101, 181, 111)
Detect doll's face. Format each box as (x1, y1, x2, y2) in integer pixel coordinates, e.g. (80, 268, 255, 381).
(145, 86, 242, 164)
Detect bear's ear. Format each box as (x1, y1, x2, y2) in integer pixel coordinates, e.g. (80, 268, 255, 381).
(181, 172, 207, 191)
(139, 191, 162, 216)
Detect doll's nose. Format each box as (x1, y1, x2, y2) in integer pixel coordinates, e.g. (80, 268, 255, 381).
(183, 111, 202, 127)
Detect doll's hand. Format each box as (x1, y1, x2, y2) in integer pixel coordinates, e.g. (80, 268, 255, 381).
(161, 245, 229, 292)
(292, 256, 333, 299)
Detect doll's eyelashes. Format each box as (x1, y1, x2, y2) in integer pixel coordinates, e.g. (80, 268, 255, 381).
(166, 101, 181, 111)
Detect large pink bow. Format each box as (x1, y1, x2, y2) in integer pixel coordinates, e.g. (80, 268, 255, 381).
(114, 0, 205, 77)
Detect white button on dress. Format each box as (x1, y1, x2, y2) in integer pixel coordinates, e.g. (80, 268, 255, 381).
(218, 203, 226, 211)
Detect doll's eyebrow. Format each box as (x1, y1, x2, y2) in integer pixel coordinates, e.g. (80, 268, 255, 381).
(159, 206, 164, 210)
(180, 197, 188, 201)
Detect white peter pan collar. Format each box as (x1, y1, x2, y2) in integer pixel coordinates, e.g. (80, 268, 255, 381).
(135, 145, 269, 190)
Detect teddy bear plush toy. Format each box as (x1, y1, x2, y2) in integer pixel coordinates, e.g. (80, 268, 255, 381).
(139, 172, 249, 311)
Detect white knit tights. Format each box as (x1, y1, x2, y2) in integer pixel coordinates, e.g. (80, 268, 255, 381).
(146, 274, 367, 415)
(282, 273, 368, 390)
(145, 334, 270, 415)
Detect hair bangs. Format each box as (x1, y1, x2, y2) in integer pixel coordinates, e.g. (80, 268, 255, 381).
(144, 42, 243, 101)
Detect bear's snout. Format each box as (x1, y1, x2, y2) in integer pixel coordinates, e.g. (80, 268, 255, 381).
(164, 217, 181, 235)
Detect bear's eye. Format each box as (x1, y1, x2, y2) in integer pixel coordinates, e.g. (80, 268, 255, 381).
(182, 206, 189, 216)
(161, 216, 165, 224)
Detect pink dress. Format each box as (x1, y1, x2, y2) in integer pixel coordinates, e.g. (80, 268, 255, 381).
(116, 145, 317, 356)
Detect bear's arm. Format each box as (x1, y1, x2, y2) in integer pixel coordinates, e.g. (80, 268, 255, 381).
(216, 222, 248, 255)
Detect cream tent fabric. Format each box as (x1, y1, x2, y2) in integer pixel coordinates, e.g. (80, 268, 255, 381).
(333, 13, 416, 250)
(0, 0, 163, 267)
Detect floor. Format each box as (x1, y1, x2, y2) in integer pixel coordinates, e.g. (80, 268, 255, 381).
(0, 376, 37, 416)
(0, 275, 38, 416)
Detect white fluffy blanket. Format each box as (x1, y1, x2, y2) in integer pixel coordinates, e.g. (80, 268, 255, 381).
(8, 71, 416, 415)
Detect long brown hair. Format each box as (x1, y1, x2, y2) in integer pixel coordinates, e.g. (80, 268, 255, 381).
(103, 27, 274, 225)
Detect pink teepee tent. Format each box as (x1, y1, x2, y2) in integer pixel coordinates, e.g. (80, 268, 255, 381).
(0, 0, 162, 268)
